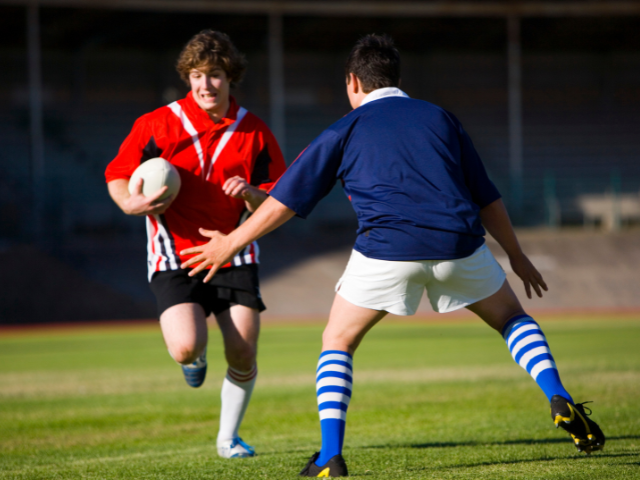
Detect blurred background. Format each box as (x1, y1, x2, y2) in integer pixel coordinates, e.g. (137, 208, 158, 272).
(0, 0, 639, 324)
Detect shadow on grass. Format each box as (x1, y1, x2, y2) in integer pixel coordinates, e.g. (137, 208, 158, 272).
(401, 452, 640, 474)
(359, 434, 640, 450)
(257, 436, 640, 459)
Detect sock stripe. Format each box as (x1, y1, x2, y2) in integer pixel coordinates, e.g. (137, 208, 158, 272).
(316, 372, 353, 387)
(519, 348, 554, 371)
(228, 370, 256, 379)
(511, 334, 547, 359)
(317, 391, 351, 406)
(318, 401, 349, 412)
(524, 352, 555, 372)
(513, 339, 550, 363)
(316, 377, 352, 391)
(319, 408, 347, 421)
(317, 359, 353, 373)
(317, 363, 352, 376)
(320, 350, 353, 358)
(228, 365, 257, 375)
(531, 359, 557, 380)
(317, 371, 353, 384)
(227, 365, 257, 383)
(317, 385, 352, 397)
(318, 352, 353, 367)
(509, 325, 542, 345)
(507, 323, 540, 348)
(501, 314, 535, 338)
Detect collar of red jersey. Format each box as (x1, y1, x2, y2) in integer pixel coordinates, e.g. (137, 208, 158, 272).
(360, 87, 410, 106)
(185, 91, 241, 128)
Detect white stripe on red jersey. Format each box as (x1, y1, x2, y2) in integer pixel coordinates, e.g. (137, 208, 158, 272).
(155, 214, 180, 271)
(146, 215, 181, 280)
(167, 101, 205, 174)
(146, 216, 159, 281)
(206, 107, 248, 180)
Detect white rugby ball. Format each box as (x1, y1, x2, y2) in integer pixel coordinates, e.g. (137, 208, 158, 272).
(128, 157, 181, 201)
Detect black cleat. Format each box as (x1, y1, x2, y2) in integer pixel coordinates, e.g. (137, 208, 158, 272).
(299, 452, 349, 477)
(550, 395, 605, 455)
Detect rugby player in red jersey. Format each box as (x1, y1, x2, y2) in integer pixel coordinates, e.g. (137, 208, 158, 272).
(105, 30, 286, 459)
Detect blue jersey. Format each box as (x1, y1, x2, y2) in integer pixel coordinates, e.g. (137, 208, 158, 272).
(269, 89, 501, 261)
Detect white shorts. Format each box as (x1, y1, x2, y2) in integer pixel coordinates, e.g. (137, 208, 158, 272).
(335, 244, 506, 316)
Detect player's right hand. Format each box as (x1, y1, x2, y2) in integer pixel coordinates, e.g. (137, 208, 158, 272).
(180, 228, 241, 283)
(123, 178, 174, 216)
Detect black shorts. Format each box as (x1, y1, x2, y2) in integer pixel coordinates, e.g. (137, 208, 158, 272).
(149, 265, 266, 318)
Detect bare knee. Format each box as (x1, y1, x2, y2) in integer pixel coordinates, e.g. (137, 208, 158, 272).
(467, 280, 527, 332)
(169, 343, 204, 365)
(320, 295, 387, 355)
(217, 305, 260, 371)
(321, 317, 376, 354)
(471, 303, 526, 333)
(494, 308, 528, 332)
(225, 342, 257, 371)
(322, 329, 360, 355)
(160, 302, 208, 364)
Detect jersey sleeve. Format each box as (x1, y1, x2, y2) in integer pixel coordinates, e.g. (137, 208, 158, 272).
(105, 115, 161, 183)
(249, 127, 286, 191)
(459, 126, 501, 208)
(268, 129, 343, 219)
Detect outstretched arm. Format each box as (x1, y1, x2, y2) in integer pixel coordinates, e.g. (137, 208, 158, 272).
(180, 196, 296, 282)
(480, 198, 548, 299)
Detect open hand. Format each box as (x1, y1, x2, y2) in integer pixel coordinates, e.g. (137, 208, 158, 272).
(180, 228, 240, 283)
(509, 253, 548, 299)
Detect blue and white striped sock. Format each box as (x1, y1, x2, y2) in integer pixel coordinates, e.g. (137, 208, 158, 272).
(315, 350, 353, 467)
(502, 314, 573, 404)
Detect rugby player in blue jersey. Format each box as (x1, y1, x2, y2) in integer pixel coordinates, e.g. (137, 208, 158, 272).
(181, 34, 605, 477)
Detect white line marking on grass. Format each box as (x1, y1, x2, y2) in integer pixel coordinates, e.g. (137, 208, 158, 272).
(4, 445, 213, 475)
(3, 366, 639, 398)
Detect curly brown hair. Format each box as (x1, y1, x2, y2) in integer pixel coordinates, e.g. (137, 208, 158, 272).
(176, 30, 247, 87)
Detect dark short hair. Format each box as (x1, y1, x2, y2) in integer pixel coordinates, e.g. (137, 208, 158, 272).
(176, 30, 247, 87)
(345, 34, 400, 92)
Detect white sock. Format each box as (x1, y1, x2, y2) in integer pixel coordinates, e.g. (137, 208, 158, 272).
(217, 364, 257, 444)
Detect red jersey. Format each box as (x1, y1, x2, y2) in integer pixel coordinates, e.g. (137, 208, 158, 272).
(105, 93, 286, 280)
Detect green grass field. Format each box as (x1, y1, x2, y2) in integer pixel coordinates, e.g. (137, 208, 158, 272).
(1, 316, 639, 479)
